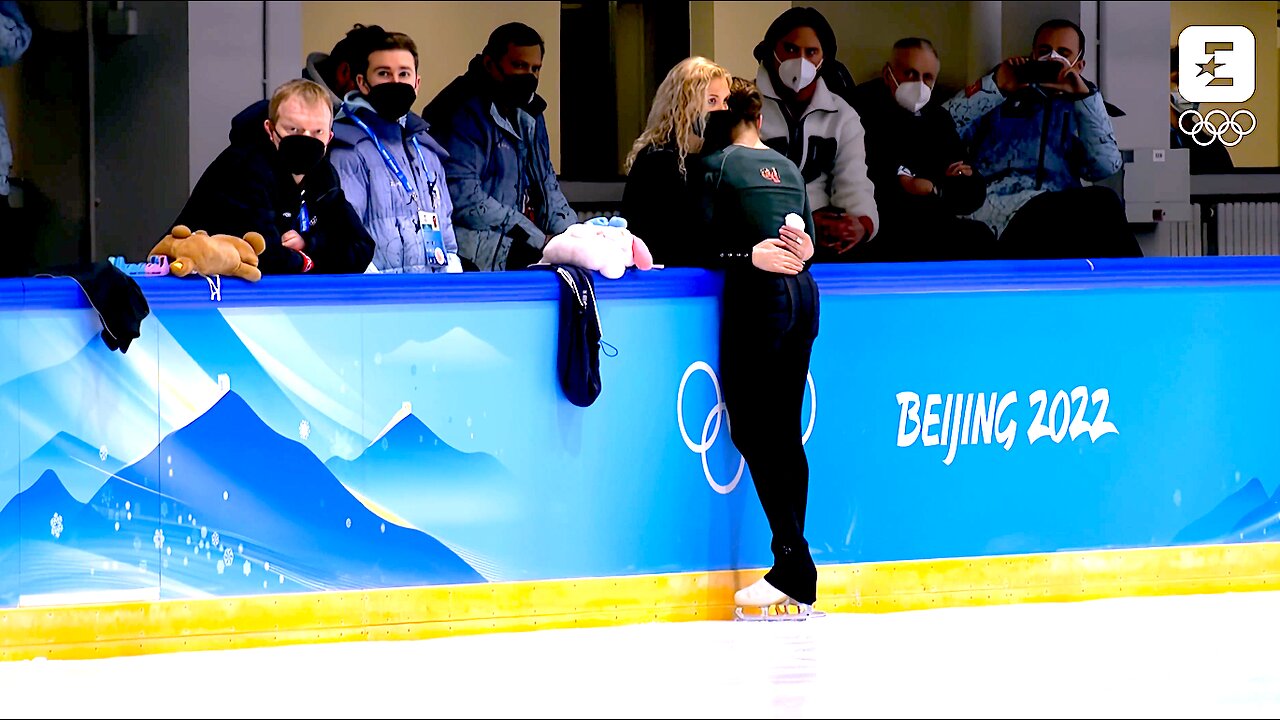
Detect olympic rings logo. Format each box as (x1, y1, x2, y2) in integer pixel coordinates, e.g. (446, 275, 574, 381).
(676, 361, 815, 495)
(1178, 109, 1257, 148)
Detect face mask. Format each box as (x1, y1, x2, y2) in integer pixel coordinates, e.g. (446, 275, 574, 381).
(364, 81, 418, 121)
(1170, 88, 1198, 115)
(774, 52, 821, 92)
(887, 67, 931, 113)
(1037, 50, 1079, 70)
(274, 132, 326, 175)
(497, 72, 539, 109)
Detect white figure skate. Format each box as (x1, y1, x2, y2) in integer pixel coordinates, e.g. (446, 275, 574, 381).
(732, 577, 826, 621)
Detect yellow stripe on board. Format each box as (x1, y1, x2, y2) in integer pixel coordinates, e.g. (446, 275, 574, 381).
(3, 542, 1278, 661)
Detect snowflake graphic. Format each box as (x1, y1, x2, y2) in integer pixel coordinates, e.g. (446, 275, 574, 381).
(50, 513, 63, 539)
(242, 560, 251, 576)
(153, 529, 165, 550)
(299, 420, 311, 440)
(223, 547, 234, 566)
(98, 445, 108, 462)
(211, 531, 220, 548)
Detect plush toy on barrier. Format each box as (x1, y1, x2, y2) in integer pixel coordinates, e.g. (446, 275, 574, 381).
(539, 216, 655, 280)
(149, 225, 267, 282)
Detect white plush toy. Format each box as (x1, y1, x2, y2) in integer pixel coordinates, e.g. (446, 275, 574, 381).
(539, 216, 655, 280)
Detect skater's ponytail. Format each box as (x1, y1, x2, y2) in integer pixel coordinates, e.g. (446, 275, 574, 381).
(723, 77, 763, 125)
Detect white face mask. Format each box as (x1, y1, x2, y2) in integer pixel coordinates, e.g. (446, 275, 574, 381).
(1170, 87, 1197, 114)
(774, 52, 821, 92)
(1038, 49, 1079, 70)
(887, 68, 931, 113)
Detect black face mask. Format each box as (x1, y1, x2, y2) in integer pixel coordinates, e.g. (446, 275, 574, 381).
(365, 81, 418, 121)
(275, 133, 326, 175)
(697, 110, 737, 155)
(496, 72, 539, 109)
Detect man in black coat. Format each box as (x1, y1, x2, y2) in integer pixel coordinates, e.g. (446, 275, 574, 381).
(164, 79, 375, 275)
(849, 38, 996, 263)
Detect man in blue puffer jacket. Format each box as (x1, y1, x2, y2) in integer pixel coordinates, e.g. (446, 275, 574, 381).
(422, 22, 576, 272)
(329, 26, 462, 274)
(945, 19, 1140, 259)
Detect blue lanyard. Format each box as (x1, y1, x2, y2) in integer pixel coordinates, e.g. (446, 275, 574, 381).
(298, 197, 311, 232)
(344, 104, 437, 210)
(408, 137, 440, 210)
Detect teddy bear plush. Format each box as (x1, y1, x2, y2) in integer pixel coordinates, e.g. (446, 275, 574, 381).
(149, 225, 267, 282)
(539, 216, 655, 280)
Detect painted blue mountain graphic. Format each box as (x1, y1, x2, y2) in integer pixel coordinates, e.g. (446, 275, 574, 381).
(153, 306, 363, 462)
(0, 432, 125, 503)
(0, 328, 161, 472)
(0, 469, 102, 545)
(99, 390, 484, 594)
(0, 469, 165, 607)
(325, 412, 514, 534)
(1232, 484, 1280, 541)
(1173, 478, 1269, 544)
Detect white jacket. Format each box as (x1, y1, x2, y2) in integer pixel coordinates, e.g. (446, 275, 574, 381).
(756, 67, 879, 239)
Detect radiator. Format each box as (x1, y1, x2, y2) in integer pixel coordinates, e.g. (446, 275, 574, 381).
(1218, 201, 1280, 256)
(1168, 203, 1206, 257)
(1166, 201, 1280, 257)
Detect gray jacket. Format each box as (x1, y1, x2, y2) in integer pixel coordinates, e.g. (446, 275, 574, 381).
(329, 94, 461, 274)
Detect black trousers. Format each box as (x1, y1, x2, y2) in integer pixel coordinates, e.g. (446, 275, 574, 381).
(719, 270, 820, 605)
(860, 215, 998, 263)
(997, 186, 1143, 260)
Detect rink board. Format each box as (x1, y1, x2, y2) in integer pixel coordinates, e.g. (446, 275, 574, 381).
(2, 259, 1280, 658)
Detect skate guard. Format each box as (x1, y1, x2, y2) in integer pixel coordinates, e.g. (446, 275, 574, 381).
(734, 598, 826, 622)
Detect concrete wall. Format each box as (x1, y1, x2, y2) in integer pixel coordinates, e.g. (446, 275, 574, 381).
(807, 0, 975, 96)
(301, 1, 562, 168)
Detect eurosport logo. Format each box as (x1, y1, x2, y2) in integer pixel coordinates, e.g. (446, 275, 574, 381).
(1177, 26, 1255, 103)
(1179, 109, 1256, 147)
(677, 361, 815, 495)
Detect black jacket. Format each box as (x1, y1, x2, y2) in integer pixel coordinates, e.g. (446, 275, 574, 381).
(621, 144, 701, 268)
(850, 78, 987, 224)
(1170, 124, 1235, 175)
(164, 100, 375, 275)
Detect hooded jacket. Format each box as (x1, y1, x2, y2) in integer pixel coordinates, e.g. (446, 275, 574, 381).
(943, 70, 1123, 239)
(302, 51, 345, 112)
(164, 103, 375, 275)
(328, 92, 461, 274)
(422, 55, 576, 271)
(756, 67, 880, 240)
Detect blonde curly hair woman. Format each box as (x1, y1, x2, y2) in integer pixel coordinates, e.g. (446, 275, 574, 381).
(621, 57, 731, 267)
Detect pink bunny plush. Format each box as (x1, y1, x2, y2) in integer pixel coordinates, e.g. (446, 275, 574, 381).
(539, 216, 655, 279)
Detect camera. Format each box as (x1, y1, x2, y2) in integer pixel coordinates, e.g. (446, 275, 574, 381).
(1014, 60, 1065, 85)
